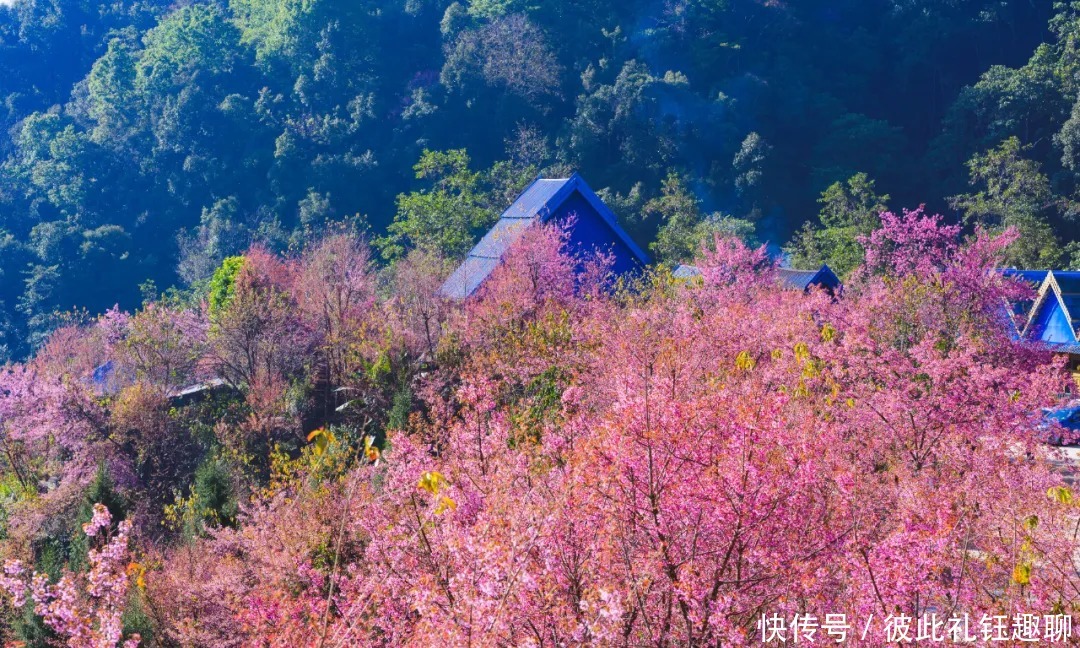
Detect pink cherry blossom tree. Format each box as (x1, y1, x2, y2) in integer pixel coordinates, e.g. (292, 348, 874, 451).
(0, 503, 140, 647)
(1, 207, 1076, 646)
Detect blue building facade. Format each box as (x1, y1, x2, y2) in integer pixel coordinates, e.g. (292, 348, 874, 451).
(440, 173, 650, 298)
(1005, 269, 1080, 354)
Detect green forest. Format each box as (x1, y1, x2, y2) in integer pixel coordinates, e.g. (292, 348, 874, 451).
(0, 0, 1075, 356)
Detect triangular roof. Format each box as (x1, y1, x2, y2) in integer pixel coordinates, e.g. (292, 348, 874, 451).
(439, 173, 649, 298)
(1018, 270, 1080, 347)
(1000, 269, 1050, 334)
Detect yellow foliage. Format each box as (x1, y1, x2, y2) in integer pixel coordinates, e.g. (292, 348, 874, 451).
(364, 435, 380, 463)
(306, 427, 337, 457)
(1012, 563, 1032, 586)
(418, 470, 447, 495)
(163, 491, 207, 534)
(735, 351, 756, 372)
(434, 496, 457, 514)
(793, 341, 811, 363)
(261, 443, 301, 499)
(127, 561, 147, 590)
(1048, 486, 1074, 506)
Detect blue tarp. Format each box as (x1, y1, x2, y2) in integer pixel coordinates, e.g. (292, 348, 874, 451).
(91, 361, 114, 387)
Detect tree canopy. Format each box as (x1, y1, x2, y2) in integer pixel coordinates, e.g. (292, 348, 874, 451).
(0, 0, 1072, 355)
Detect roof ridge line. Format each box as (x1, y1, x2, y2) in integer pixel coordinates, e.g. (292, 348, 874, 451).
(1055, 270, 1080, 340)
(1021, 275, 1055, 339)
(1048, 273, 1076, 338)
(563, 174, 651, 265)
(1023, 271, 1080, 343)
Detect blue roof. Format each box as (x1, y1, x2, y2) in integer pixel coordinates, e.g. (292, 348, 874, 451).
(440, 173, 650, 298)
(500, 178, 569, 220)
(673, 263, 842, 293)
(1000, 269, 1050, 325)
(441, 256, 500, 299)
(1001, 269, 1050, 284)
(673, 263, 841, 293)
(469, 218, 534, 259)
(1010, 269, 1080, 353)
(776, 265, 842, 292)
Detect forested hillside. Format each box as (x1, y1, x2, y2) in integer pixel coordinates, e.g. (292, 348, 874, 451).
(7, 3, 1080, 644)
(0, 0, 1074, 355)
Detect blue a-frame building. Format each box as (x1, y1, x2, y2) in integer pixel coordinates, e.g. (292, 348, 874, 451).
(1007, 269, 1080, 354)
(440, 173, 650, 298)
(1003, 268, 1080, 386)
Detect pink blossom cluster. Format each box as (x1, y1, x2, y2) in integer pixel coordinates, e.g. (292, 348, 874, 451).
(155, 220, 1073, 644)
(0, 220, 1076, 645)
(1, 504, 140, 647)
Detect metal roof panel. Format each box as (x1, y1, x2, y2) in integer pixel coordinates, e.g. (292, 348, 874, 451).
(439, 256, 500, 299)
